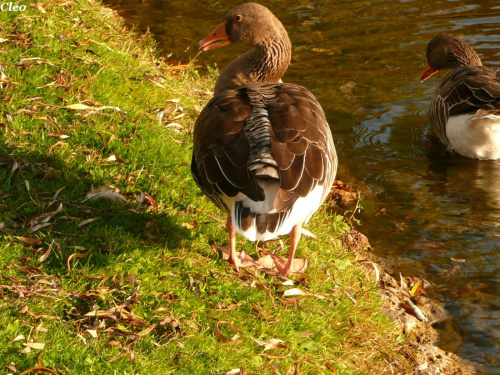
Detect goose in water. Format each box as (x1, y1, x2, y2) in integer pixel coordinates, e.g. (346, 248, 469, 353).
(421, 34, 500, 160)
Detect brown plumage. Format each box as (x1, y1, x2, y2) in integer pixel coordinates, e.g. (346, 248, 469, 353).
(421, 34, 500, 159)
(191, 3, 337, 276)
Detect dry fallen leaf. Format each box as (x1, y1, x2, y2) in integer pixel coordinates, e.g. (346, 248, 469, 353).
(214, 246, 308, 274)
(77, 217, 100, 228)
(269, 256, 308, 274)
(181, 222, 196, 230)
(30, 222, 51, 233)
(410, 280, 426, 297)
(19, 346, 31, 354)
(67, 247, 98, 273)
(35, 3, 46, 13)
(10, 334, 25, 343)
(416, 362, 428, 371)
(213, 321, 230, 342)
(137, 324, 156, 337)
(48, 141, 68, 155)
(15, 237, 42, 245)
(166, 122, 184, 132)
(325, 361, 337, 373)
(65, 103, 91, 110)
(23, 342, 45, 350)
(83, 186, 127, 205)
(283, 288, 307, 297)
(35, 323, 48, 334)
(87, 329, 98, 338)
(399, 273, 407, 290)
(251, 337, 287, 351)
(65, 103, 124, 113)
(215, 246, 261, 269)
(106, 154, 125, 163)
(38, 246, 52, 263)
(255, 255, 275, 269)
(401, 298, 429, 323)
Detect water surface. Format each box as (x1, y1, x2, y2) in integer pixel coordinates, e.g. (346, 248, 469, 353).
(105, 0, 500, 372)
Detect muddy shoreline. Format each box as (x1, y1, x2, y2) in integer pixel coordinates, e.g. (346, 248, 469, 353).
(334, 180, 479, 374)
(358, 245, 477, 374)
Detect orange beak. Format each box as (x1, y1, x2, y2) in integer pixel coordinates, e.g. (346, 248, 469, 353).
(420, 61, 438, 82)
(198, 23, 231, 52)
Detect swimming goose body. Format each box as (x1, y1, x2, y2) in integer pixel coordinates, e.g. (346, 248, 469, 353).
(421, 34, 500, 160)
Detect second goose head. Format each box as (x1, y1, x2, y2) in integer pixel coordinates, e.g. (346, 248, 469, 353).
(420, 34, 482, 82)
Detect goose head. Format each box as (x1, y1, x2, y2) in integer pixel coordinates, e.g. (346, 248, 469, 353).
(420, 34, 482, 82)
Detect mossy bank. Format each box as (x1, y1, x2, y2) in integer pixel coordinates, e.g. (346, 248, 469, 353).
(0, 1, 470, 374)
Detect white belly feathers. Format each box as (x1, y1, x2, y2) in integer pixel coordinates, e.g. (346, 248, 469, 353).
(446, 113, 500, 160)
(223, 179, 325, 242)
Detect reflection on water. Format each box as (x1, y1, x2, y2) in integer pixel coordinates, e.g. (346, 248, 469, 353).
(105, 0, 500, 372)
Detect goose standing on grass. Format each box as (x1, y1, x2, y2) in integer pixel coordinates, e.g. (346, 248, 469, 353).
(420, 34, 500, 160)
(191, 3, 337, 276)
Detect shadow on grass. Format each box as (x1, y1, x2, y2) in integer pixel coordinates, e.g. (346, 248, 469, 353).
(0, 145, 192, 274)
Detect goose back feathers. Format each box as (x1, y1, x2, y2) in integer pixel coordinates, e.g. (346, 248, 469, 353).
(192, 82, 337, 241)
(430, 66, 500, 147)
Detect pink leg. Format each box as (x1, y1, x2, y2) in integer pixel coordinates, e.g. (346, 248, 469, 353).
(226, 216, 240, 272)
(280, 224, 302, 277)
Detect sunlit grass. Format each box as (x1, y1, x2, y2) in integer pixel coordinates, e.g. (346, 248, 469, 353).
(0, 1, 414, 374)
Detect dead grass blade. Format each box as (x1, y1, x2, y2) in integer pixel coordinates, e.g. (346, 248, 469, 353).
(358, 259, 380, 282)
(26, 203, 63, 231)
(18, 354, 59, 375)
(39, 240, 58, 263)
(67, 247, 98, 273)
(19, 367, 59, 375)
(213, 321, 230, 342)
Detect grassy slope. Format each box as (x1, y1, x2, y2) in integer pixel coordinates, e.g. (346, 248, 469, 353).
(0, 1, 414, 374)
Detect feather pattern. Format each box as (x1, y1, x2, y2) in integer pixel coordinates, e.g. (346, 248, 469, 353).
(192, 82, 337, 240)
(430, 66, 500, 150)
(192, 3, 338, 274)
(424, 34, 500, 159)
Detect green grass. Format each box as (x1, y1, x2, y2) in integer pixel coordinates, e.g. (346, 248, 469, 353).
(0, 1, 415, 373)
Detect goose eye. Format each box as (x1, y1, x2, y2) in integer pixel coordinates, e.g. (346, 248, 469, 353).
(234, 14, 242, 22)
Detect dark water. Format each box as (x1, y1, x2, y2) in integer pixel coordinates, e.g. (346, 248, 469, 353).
(105, 0, 500, 372)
